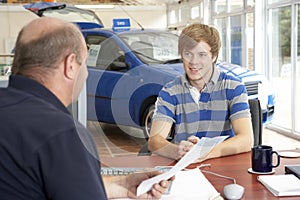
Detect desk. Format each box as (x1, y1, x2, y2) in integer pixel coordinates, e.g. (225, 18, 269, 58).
(200, 150, 300, 200)
(101, 150, 300, 200)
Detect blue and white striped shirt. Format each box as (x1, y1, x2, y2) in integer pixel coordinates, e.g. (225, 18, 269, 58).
(153, 68, 250, 143)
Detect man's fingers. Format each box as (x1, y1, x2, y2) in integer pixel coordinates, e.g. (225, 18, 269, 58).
(188, 136, 199, 144)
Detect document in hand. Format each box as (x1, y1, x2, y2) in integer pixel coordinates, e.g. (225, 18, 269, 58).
(136, 136, 228, 196)
(258, 174, 300, 197)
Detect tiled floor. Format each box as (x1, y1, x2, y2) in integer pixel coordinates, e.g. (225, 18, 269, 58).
(88, 121, 300, 157)
(88, 121, 146, 157)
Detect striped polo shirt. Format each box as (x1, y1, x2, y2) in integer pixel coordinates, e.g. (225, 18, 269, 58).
(153, 67, 250, 144)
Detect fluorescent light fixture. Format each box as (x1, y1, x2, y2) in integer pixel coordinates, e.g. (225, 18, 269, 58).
(75, 5, 115, 9)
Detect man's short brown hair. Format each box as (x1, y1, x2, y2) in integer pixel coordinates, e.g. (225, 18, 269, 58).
(178, 23, 221, 62)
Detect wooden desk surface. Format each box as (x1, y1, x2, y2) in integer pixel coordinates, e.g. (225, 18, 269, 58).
(101, 150, 300, 200)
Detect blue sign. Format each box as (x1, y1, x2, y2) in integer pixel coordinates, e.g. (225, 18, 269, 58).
(113, 18, 131, 31)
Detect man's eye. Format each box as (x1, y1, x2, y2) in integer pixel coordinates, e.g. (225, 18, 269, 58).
(184, 52, 192, 57)
(199, 53, 207, 57)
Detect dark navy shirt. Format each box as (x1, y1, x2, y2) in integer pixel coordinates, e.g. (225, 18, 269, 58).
(0, 75, 107, 200)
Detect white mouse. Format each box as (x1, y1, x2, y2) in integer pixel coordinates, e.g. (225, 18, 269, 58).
(223, 183, 245, 200)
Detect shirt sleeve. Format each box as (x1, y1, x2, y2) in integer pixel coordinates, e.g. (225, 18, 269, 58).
(228, 81, 251, 121)
(152, 86, 176, 124)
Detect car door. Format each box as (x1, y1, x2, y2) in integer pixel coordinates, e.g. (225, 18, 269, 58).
(86, 33, 142, 126)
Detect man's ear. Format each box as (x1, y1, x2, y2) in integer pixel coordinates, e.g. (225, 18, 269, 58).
(64, 53, 77, 80)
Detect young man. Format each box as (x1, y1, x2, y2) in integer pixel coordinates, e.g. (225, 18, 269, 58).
(0, 17, 173, 200)
(148, 23, 253, 162)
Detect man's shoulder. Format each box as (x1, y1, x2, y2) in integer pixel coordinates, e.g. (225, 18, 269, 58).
(164, 75, 183, 89)
(1, 87, 74, 130)
(0, 87, 30, 106)
(218, 70, 242, 83)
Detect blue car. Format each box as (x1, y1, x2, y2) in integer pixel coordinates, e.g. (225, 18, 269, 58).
(80, 23, 275, 138)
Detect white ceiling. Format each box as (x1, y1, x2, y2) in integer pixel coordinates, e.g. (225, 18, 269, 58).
(120, 0, 178, 5)
(69, 0, 181, 6)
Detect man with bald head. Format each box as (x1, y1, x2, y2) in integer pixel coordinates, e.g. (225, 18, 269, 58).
(0, 17, 172, 200)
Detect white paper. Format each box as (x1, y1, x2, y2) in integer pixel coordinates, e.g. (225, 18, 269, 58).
(258, 174, 300, 196)
(136, 136, 228, 196)
(161, 168, 221, 200)
(87, 44, 101, 67)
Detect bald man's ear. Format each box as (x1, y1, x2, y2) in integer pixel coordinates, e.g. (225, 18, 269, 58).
(64, 53, 77, 80)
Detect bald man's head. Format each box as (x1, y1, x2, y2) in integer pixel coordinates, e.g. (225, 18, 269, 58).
(20, 17, 67, 45)
(12, 17, 86, 83)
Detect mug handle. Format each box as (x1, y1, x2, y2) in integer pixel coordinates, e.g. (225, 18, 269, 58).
(271, 151, 280, 168)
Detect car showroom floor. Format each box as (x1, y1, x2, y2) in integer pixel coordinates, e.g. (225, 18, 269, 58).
(88, 121, 146, 157)
(87, 121, 300, 158)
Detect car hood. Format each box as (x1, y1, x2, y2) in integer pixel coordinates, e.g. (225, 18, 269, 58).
(149, 63, 184, 77)
(216, 61, 264, 83)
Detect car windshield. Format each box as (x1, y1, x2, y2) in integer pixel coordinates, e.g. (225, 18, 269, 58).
(120, 31, 180, 64)
(42, 7, 102, 24)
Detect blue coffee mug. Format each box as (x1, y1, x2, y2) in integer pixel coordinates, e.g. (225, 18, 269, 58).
(251, 145, 280, 173)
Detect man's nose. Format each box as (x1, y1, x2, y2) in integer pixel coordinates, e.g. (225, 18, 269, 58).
(189, 55, 200, 65)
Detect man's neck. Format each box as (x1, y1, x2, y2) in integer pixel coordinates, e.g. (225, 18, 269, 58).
(188, 69, 214, 92)
(189, 79, 206, 92)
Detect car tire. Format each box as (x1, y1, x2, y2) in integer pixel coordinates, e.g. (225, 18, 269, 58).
(141, 104, 155, 139)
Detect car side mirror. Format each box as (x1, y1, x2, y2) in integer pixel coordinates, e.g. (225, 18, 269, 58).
(110, 61, 129, 71)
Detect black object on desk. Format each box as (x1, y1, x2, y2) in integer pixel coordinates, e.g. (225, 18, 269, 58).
(285, 165, 300, 179)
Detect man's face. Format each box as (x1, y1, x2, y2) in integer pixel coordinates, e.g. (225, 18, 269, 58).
(181, 41, 216, 84)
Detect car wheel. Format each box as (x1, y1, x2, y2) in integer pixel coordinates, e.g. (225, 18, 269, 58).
(142, 104, 155, 139)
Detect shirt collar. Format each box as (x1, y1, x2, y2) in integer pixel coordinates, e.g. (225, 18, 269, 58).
(8, 75, 70, 114)
(210, 67, 220, 85)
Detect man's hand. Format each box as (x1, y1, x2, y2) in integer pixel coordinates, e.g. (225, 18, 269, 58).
(126, 171, 175, 199)
(177, 136, 200, 159)
(104, 170, 175, 199)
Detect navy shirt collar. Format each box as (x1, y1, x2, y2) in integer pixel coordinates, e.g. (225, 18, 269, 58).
(8, 75, 70, 114)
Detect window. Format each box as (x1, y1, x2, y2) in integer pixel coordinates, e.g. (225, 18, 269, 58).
(268, 5, 293, 131)
(296, 5, 300, 133)
(215, 18, 227, 61)
(212, 0, 253, 68)
(229, 0, 243, 12)
(215, 0, 226, 14)
(246, 12, 254, 70)
(168, 10, 177, 24)
(191, 5, 200, 19)
(86, 35, 126, 71)
(230, 15, 242, 66)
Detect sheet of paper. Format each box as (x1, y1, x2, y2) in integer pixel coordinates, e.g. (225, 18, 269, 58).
(136, 136, 228, 196)
(161, 168, 221, 200)
(258, 174, 300, 196)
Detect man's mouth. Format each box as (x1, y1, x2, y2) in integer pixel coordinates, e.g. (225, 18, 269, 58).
(189, 67, 200, 72)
